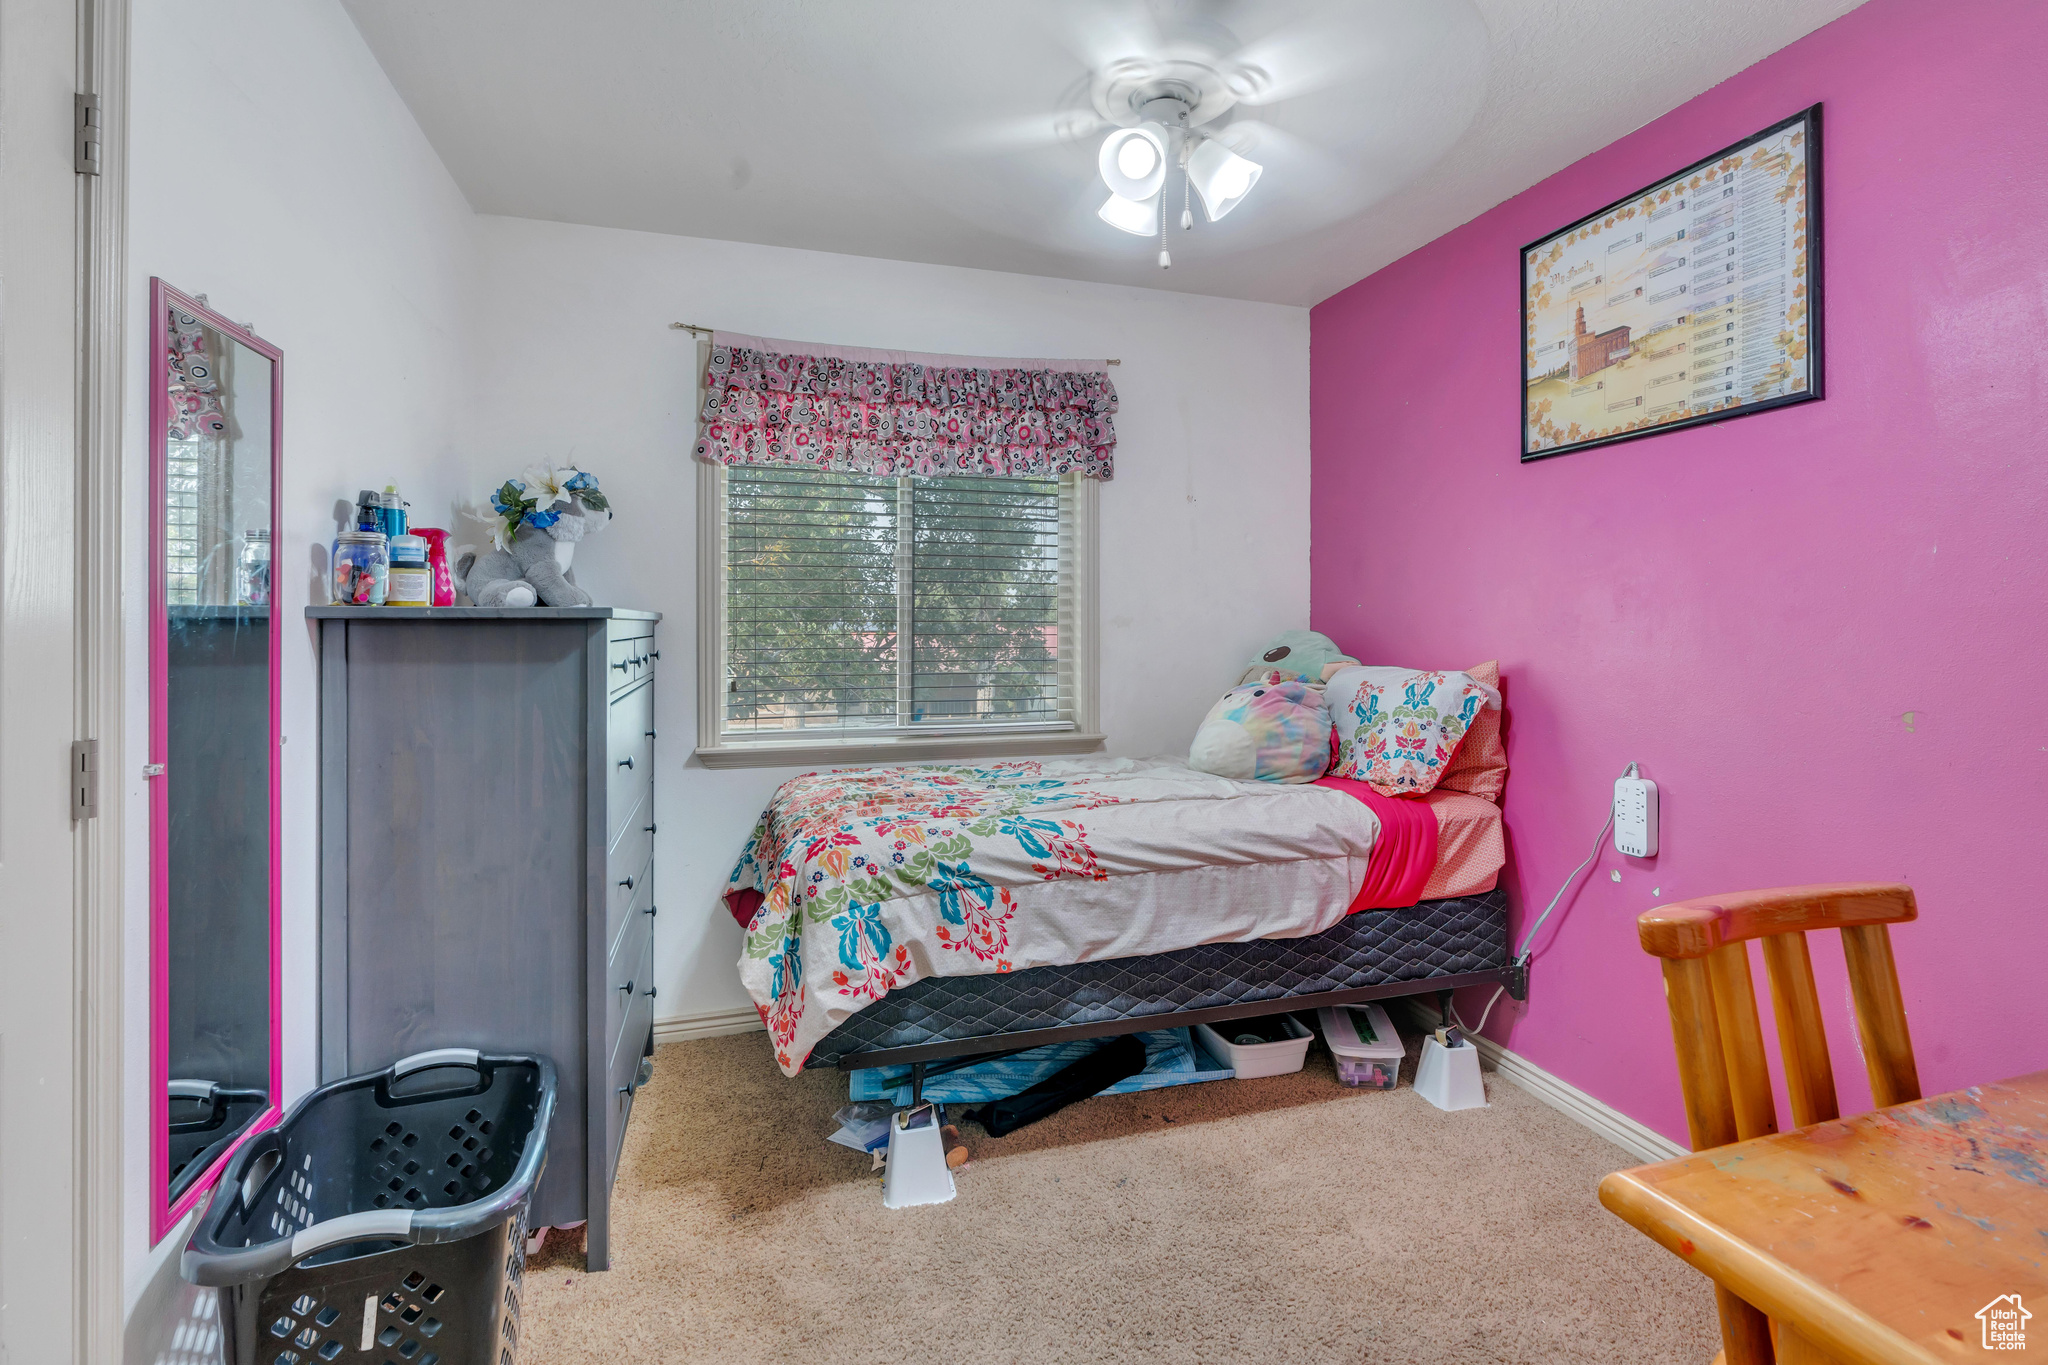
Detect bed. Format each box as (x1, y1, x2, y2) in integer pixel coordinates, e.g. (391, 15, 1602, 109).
(724, 755, 1525, 1081)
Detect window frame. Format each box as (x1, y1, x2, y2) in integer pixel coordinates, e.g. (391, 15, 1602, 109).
(693, 458, 1102, 769)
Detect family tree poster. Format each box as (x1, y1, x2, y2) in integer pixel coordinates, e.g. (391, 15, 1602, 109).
(1522, 105, 1820, 460)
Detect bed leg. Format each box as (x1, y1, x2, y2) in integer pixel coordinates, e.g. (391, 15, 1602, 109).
(910, 1061, 925, 1107)
(1436, 989, 1456, 1033)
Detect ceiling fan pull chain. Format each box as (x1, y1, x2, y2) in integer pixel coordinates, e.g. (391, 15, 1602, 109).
(1158, 173, 1172, 269)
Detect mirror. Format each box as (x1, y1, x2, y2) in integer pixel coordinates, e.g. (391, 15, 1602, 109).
(150, 280, 282, 1242)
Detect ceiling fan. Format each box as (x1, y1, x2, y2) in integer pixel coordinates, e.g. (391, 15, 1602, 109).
(1050, 0, 1488, 270)
(1093, 67, 1267, 268)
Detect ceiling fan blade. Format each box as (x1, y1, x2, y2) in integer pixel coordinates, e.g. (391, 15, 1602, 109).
(1227, 0, 1490, 107)
(930, 110, 1111, 157)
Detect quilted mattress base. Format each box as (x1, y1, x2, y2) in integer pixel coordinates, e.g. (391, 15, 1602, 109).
(807, 887, 1511, 1069)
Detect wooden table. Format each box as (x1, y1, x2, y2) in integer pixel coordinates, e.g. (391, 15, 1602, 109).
(1601, 1071, 2048, 1364)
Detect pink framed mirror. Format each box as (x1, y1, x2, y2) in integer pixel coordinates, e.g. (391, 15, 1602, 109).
(149, 279, 284, 1243)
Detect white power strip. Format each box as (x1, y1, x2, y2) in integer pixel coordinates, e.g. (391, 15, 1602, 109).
(1614, 773, 1658, 857)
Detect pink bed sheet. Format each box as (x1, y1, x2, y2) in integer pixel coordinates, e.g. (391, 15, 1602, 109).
(1313, 776, 1440, 910)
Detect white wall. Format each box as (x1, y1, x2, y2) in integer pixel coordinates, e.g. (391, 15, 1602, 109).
(467, 216, 1311, 1027)
(122, 0, 478, 1323)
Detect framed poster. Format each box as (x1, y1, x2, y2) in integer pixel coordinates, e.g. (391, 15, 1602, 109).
(1522, 104, 1821, 461)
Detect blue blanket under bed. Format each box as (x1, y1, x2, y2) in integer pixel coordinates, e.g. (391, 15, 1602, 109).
(847, 1027, 1234, 1106)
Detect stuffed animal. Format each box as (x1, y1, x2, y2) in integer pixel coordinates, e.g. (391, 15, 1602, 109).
(455, 465, 611, 607)
(455, 499, 610, 607)
(1188, 679, 1333, 783)
(1237, 629, 1360, 686)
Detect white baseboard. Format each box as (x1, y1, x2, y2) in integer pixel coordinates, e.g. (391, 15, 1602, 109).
(1401, 1001, 1685, 1164)
(653, 1005, 767, 1045)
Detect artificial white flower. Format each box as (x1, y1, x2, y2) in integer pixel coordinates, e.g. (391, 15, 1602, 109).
(520, 463, 579, 507)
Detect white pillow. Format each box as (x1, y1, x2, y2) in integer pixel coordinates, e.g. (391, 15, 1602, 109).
(1326, 666, 1500, 796)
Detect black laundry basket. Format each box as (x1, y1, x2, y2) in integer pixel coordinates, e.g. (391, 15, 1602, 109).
(168, 1081, 272, 1201)
(183, 1048, 556, 1365)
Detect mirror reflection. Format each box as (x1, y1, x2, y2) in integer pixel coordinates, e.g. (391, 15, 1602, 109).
(161, 301, 275, 1204)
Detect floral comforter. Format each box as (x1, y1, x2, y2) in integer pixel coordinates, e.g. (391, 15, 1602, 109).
(728, 756, 1383, 1074)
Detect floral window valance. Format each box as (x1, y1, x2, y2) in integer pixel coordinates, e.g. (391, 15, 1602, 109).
(167, 308, 228, 440)
(693, 331, 1117, 480)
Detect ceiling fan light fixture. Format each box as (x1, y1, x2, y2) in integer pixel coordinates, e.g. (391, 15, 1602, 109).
(1187, 138, 1263, 221)
(1098, 123, 1169, 200)
(1098, 191, 1160, 237)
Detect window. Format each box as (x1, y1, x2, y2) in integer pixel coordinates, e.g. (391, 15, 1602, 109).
(164, 437, 204, 604)
(696, 462, 1099, 766)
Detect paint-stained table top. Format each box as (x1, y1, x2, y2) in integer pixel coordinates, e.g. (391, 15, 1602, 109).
(1600, 1071, 2048, 1364)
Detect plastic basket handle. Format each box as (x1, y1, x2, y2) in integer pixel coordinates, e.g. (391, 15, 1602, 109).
(390, 1047, 481, 1079)
(183, 1052, 560, 1287)
(184, 1207, 419, 1285)
(289, 1210, 415, 1263)
(168, 1078, 219, 1100)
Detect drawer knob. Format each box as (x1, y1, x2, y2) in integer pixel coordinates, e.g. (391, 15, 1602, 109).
(612, 660, 630, 672)
(642, 824, 656, 834)
(617, 756, 633, 770)
(619, 1084, 633, 1097)
(619, 876, 634, 890)
(619, 979, 634, 995)
(642, 986, 657, 999)
(644, 905, 657, 918)
(649, 650, 660, 661)
(644, 729, 656, 739)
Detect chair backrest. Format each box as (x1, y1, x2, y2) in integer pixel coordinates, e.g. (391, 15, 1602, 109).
(1636, 883, 1920, 1151)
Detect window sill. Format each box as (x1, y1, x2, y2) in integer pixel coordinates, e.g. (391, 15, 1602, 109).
(694, 731, 1107, 771)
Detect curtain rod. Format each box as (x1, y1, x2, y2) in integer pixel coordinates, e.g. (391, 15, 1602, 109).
(669, 321, 1119, 365)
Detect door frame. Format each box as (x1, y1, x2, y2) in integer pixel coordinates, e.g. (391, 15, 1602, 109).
(76, 0, 129, 1358)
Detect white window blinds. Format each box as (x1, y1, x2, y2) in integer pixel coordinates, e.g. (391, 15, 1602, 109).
(720, 467, 1078, 740)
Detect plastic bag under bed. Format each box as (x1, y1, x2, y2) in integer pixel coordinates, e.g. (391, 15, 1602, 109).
(847, 1027, 1233, 1105)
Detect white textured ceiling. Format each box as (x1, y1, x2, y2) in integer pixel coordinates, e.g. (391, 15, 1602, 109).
(341, 0, 1865, 306)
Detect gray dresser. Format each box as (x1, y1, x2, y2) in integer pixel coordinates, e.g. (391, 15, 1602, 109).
(312, 606, 660, 1270)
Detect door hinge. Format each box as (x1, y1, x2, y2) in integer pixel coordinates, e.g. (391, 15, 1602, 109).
(70, 739, 99, 821)
(75, 93, 101, 175)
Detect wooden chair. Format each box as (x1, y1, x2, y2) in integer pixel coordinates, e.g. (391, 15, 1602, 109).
(1632, 883, 1921, 1365)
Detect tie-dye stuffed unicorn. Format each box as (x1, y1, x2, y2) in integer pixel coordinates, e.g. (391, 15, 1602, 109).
(1188, 678, 1333, 783)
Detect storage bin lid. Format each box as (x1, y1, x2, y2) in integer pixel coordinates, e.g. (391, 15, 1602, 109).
(1317, 1003, 1402, 1059)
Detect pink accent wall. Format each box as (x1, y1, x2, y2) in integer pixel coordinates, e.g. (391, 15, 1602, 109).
(1311, 0, 2048, 1144)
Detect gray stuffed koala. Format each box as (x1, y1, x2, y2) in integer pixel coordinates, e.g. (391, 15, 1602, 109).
(455, 499, 610, 607)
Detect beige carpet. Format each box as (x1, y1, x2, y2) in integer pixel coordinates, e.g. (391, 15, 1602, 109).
(519, 1027, 1720, 1365)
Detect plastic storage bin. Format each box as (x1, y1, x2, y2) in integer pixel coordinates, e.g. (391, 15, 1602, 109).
(183, 1048, 556, 1365)
(1317, 1002, 1404, 1089)
(1193, 1013, 1313, 1079)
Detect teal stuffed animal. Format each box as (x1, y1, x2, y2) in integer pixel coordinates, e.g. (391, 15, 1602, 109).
(1238, 630, 1360, 686)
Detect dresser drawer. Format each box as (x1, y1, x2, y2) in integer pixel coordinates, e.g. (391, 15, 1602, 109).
(603, 889, 654, 1057)
(606, 794, 653, 929)
(605, 682, 655, 840)
(608, 619, 654, 648)
(606, 847, 654, 960)
(604, 932, 655, 1178)
(606, 633, 656, 694)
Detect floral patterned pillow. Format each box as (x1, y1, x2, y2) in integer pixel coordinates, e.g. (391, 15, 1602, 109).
(1326, 666, 1501, 797)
